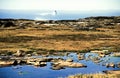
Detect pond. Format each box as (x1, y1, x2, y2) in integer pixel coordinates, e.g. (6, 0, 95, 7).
(0, 52, 120, 78)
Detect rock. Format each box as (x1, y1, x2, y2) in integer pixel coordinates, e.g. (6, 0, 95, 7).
(106, 63, 115, 68)
(67, 62, 87, 68)
(66, 58, 73, 62)
(99, 53, 105, 57)
(36, 58, 53, 62)
(32, 52, 38, 56)
(0, 56, 11, 60)
(15, 50, 24, 57)
(42, 54, 49, 57)
(51, 62, 60, 66)
(92, 57, 101, 63)
(77, 54, 85, 60)
(13, 60, 18, 65)
(51, 65, 64, 70)
(0, 60, 17, 66)
(26, 58, 41, 66)
(52, 60, 87, 69)
(117, 62, 120, 68)
(113, 53, 120, 57)
(103, 70, 120, 74)
(26, 59, 35, 65)
(91, 50, 109, 57)
(109, 63, 115, 67)
(34, 61, 40, 66)
(51, 58, 64, 62)
(26, 54, 32, 57)
(17, 60, 26, 64)
(65, 52, 70, 56)
(40, 62, 47, 67)
(26, 57, 52, 66)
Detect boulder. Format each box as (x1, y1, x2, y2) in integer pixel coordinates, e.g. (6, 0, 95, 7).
(60, 61, 87, 68)
(117, 63, 120, 68)
(66, 58, 73, 62)
(15, 50, 24, 57)
(77, 54, 85, 60)
(106, 63, 115, 68)
(26, 54, 32, 57)
(52, 60, 87, 69)
(103, 70, 120, 74)
(40, 62, 47, 67)
(92, 57, 101, 63)
(17, 60, 26, 64)
(32, 52, 38, 56)
(99, 53, 105, 57)
(34, 61, 40, 66)
(51, 65, 64, 70)
(39, 58, 53, 62)
(113, 53, 120, 57)
(26, 57, 52, 66)
(0, 60, 17, 66)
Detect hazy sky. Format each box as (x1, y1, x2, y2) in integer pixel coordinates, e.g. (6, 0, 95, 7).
(0, 0, 120, 11)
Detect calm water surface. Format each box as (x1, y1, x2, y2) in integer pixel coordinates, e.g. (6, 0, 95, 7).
(0, 10, 120, 20)
(0, 53, 120, 78)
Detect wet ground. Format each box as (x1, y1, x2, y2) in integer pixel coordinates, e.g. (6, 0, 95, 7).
(0, 52, 120, 78)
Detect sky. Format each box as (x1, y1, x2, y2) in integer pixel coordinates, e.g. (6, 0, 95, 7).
(0, 0, 120, 11)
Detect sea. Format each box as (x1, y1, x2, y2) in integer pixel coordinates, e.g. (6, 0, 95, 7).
(0, 9, 120, 20)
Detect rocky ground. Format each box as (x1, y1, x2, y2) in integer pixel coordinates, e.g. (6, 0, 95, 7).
(0, 16, 120, 53)
(0, 16, 120, 77)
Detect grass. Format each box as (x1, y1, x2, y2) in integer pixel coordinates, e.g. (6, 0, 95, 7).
(0, 20, 120, 78)
(68, 73, 120, 78)
(0, 23, 120, 53)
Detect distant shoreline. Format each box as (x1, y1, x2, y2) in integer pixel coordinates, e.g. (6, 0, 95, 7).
(0, 16, 120, 21)
(0, 9, 120, 20)
(0, 16, 120, 52)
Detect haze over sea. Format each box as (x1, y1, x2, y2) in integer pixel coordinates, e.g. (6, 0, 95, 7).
(0, 9, 120, 20)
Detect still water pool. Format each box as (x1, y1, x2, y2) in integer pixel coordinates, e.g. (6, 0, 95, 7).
(0, 53, 120, 78)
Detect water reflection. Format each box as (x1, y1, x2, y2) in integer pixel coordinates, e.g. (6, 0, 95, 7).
(0, 52, 120, 78)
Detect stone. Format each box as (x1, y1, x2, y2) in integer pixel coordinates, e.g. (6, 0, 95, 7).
(26, 54, 32, 57)
(103, 70, 120, 74)
(113, 53, 120, 57)
(17, 60, 26, 64)
(15, 50, 24, 57)
(34, 61, 40, 66)
(40, 62, 47, 67)
(99, 53, 105, 57)
(0, 60, 17, 66)
(52, 60, 87, 69)
(106, 63, 115, 68)
(77, 54, 85, 60)
(51, 65, 64, 70)
(66, 58, 73, 62)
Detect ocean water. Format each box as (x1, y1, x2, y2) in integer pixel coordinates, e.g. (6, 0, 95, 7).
(0, 9, 120, 20)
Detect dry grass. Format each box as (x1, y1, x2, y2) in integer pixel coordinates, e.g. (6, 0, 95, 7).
(68, 73, 120, 78)
(0, 24, 120, 52)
